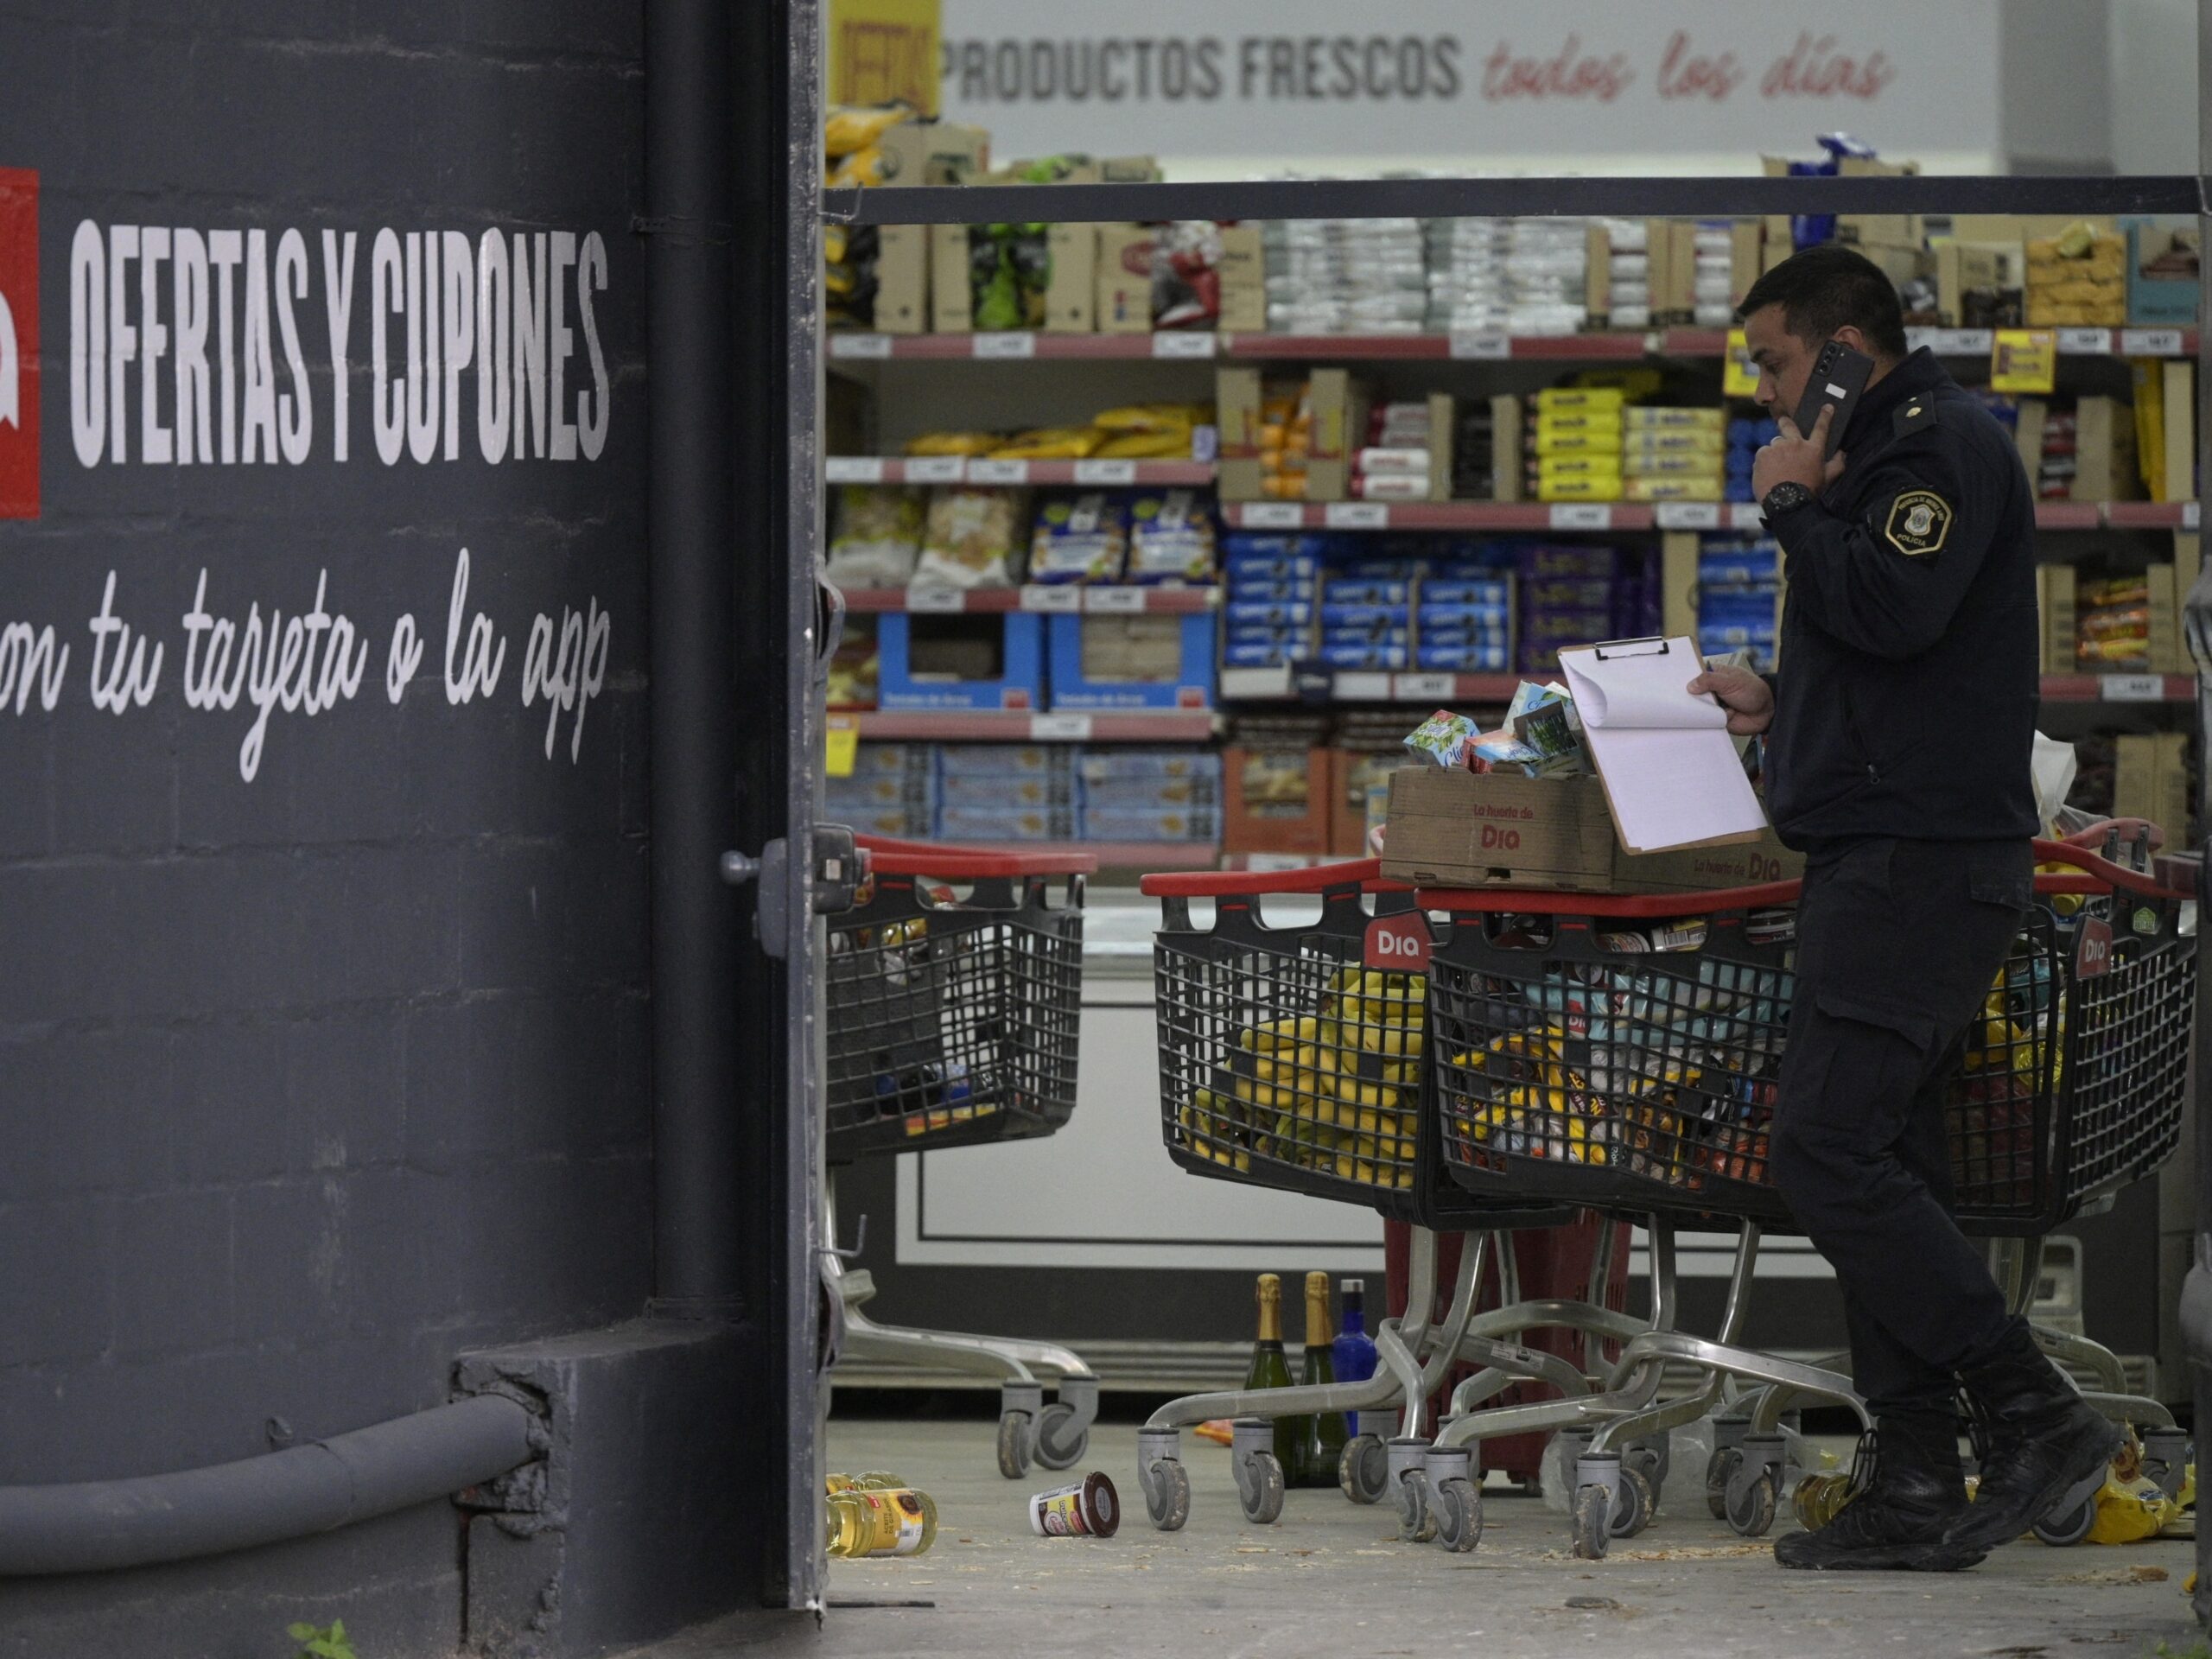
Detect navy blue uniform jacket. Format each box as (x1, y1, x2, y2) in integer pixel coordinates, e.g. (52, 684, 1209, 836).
(1762, 346, 2041, 849)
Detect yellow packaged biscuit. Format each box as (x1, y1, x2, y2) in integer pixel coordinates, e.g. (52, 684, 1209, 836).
(906, 431, 999, 457)
(824, 104, 912, 159)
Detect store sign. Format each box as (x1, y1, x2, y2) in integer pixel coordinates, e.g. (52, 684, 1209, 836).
(938, 0, 1999, 161)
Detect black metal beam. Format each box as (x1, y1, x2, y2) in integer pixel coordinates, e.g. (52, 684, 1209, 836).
(830, 173, 2203, 227)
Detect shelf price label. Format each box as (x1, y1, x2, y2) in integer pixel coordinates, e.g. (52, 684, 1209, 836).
(1084, 587, 1147, 613)
(967, 459, 1028, 485)
(1238, 502, 1306, 528)
(2056, 327, 2112, 354)
(823, 456, 886, 483)
(1072, 459, 1137, 485)
(1152, 331, 1217, 359)
(829, 334, 892, 359)
(1728, 502, 1768, 531)
(1029, 712, 1093, 741)
(905, 587, 967, 613)
(904, 455, 964, 484)
(1324, 501, 1389, 529)
(1990, 329, 2056, 395)
(1548, 503, 1611, 530)
(1019, 585, 1082, 613)
(1722, 329, 1759, 398)
(973, 332, 1036, 359)
(2186, 502, 2202, 531)
(2101, 673, 2166, 702)
(1393, 673, 1455, 702)
(1943, 329, 1994, 356)
(1903, 327, 1936, 355)
(1332, 671, 1393, 702)
(2120, 328, 2184, 356)
(1654, 502, 1721, 530)
(1449, 328, 1511, 360)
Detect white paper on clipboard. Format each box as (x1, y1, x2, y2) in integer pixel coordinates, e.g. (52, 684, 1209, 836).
(1557, 636, 1770, 855)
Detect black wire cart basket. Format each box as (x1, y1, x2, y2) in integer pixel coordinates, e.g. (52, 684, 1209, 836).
(1420, 828, 2194, 1237)
(825, 835, 1093, 1166)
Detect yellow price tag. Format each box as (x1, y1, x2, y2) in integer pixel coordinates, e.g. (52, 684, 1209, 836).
(1990, 328, 2056, 394)
(825, 720, 859, 779)
(1723, 330, 1759, 399)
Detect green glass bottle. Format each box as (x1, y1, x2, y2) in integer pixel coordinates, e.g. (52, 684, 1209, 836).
(1243, 1273, 1299, 1475)
(1295, 1271, 1348, 1486)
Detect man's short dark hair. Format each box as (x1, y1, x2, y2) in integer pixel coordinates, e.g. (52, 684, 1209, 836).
(1738, 243, 1909, 359)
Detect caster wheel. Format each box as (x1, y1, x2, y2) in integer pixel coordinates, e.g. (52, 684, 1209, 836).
(1705, 1447, 1733, 1522)
(1033, 1402, 1087, 1471)
(1239, 1451, 1286, 1526)
(996, 1409, 1035, 1480)
(1397, 1468, 1436, 1543)
(2032, 1494, 2097, 1548)
(1143, 1458, 1191, 1531)
(1433, 1477, 1484, 1554)
(1611, 1466, 1655, 1539)
(1628, 1431, 1672, 1493)
(1339, 1433, 1389, 1506)
(1726, 1466, 1778, 1538)
(1571, 1483, 1613, 1560)
(2142, 1433, 2193, 1500)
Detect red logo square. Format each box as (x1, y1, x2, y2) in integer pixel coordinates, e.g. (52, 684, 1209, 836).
(0, 168, 36, 519)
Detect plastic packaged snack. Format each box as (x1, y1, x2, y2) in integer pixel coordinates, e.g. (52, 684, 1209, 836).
(1128, 490, 1217, 582)
(906, 431, 1000, 457)
(826, 486, 925, 588)
(914, 487, 1029, 589)
(824, 104, 912, 158)
(1028, 493, 1131, 584)
(1404, 709, 1477, 768)
(992, 427, 1103, 461)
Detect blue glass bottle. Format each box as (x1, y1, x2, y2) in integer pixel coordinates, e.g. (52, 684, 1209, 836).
(1332, 1278, 1380, 1438)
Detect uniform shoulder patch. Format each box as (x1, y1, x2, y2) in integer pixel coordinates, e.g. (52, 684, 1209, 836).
(1883, 488, 1952, 556)
(1892, 398, 1936, 437)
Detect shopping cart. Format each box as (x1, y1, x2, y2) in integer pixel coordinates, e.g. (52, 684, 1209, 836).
(1416, 828, 2196, 1557)
(823, 834, 1100, 1479)
(1139, 857, 1626, 1544)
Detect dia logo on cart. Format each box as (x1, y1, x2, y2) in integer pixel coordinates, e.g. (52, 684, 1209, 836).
(1363, 912, 1433, 972)
(0, 168, 35, 519)
(2074, 916, 2113, 981)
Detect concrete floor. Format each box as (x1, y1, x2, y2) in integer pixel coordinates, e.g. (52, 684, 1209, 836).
(630, 1417, 2202, 1658)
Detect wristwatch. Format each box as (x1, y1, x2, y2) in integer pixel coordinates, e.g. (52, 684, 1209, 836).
(1760, 480, 1815, 520)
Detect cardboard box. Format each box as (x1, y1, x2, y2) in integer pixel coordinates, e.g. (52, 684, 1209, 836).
(2162, 360, 2196, 505)
(2125, 219, 2200, 327)
(1217, 223, 1267, 334)
(1045, 222, 1096, 333)
(874, 226, 931, 334)
(1853, 240, 1929, 293)
(1758, 157, 1793, 259)
(1379, 767, 1803, 894)
(2012, 397, 2048, 484)
(1096, 225, 1155, 334)
(1936, 239, 2024, 328)
(2115, 732, 2191, 842)
(1046, 613, 1214, 710)
(1222, 746, 1332, 855)
(877, 613, 1043, 712)
(1327, 749, 1401, 857)
(1215, 366, 1264, 502)
(1643, 220, 1699, 321)
(1585, 221, 1611, 321)
(1426, 391, 1456, 503)
(1729, 219, 1764, 308)
(1661, 531, 1700, 642)
(1303, 369, 1369, 502)
(2039, 563, 2078, 673)
(1490, 393, 1523, 504)
(1835, 154, 1922, 251)
(2177, 531, 2202, 618)
(2075, 395, 2139, 502)
(877, 120, 990, 188)
(2148, 562, 2181, 673)
(929, 224, 974, 333)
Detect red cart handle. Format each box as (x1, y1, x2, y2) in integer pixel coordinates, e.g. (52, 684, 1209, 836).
(1139, 856, 1408, 898)
(855, 833, 1097, 879)
(1418, 836, 2190, 918)
(2059, 817, 2164, 852)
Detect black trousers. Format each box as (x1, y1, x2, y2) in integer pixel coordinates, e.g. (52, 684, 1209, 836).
(1770, 836, 2036, 1421)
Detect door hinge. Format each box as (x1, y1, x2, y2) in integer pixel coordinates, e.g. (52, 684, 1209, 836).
(719, 823, 862, 957)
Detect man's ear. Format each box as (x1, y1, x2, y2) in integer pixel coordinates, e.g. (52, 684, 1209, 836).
(1830, 324, 1870, 357)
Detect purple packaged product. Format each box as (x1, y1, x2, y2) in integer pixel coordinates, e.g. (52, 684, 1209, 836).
(1517, 543, 1618, 580)
(1517, 613, 1611, 644)
(1521, 577, 1613, 610)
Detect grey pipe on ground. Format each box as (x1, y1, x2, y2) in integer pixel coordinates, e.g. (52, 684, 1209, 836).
(0, 1392, 538, 1576)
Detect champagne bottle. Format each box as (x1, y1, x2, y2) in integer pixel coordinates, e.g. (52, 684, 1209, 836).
(1243, 1272, 1299, 1475)
(824, 1470, 906, 1495)
(1295, 1270, 1348, 1487)
(1332, 1277, 1380, 1438)
(824, 1485, 938, 1559)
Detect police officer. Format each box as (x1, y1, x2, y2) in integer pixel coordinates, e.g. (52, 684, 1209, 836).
(1689, 244, 2121, 1572)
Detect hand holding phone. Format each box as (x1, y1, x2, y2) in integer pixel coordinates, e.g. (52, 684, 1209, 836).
(1793, 339, 1874, 459)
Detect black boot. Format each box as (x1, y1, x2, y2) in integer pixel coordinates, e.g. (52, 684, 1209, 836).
(1775, 1416, 1987, 1572)
(1943, 1320, 2124, 1552)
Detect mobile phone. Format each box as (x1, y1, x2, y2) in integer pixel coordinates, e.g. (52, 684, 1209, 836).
(1793, 339, 1874, 459)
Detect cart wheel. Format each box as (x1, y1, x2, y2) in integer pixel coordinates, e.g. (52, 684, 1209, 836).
(1033, 1402, 1087, 1471)
(1339, 1434, 1389, 1506)
(1726, 1466, 1777, 1538)
(1705, 1447, 1734, 1522)
(1433, 1477, 1484, 1554)
(1142, 1458, 1191, 1532)
(2141, 1431, 2193, 1500)
(1628, 1431, 1671, 1494)
(1611, 1465, 1655, 1539)
(1396, 1468, 1436, 1543)
(2031, 1493, 2097, 1548)
(1239, 1451, 1286, 1526)
(996, 1408, 1035, 1480)
(1571, 1483, 1613, 1560)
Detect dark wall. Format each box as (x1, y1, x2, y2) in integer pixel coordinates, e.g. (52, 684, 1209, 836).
(0, 3, 652, 1649)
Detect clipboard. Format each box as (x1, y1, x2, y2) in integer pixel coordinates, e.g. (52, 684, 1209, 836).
(1557, 635, 1770, 855)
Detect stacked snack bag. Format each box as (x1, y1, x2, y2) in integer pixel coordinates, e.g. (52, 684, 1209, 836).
(1529, 386, 1625, 504)
(1425, 218, 1589, 336)
(1265, 216, 1428, 335)
(1622, 406, 1727, 503)
(1352, 402, 1435, 502)
(1221, 532, 1322, 670)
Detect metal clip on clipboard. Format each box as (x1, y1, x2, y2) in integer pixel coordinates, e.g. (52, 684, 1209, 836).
(1590, 636, 1672, 662)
